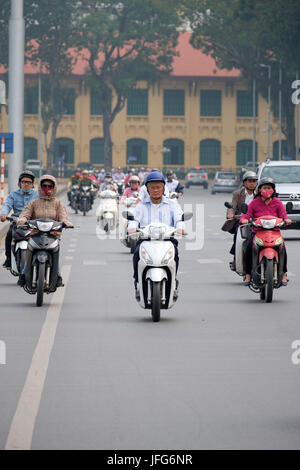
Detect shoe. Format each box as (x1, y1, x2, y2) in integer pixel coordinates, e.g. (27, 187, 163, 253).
(17, 274, 26, 287)
(3, 259, 11, 269)
(243, 281, 251, 287)
(56, 276, 64, 288)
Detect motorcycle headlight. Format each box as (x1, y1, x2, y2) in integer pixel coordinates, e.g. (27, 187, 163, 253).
(254, 236, 264, 247)
(161, 246, 174, 265)
(261, 218, 277, 229)
(275, 236, 283, 246)
(149, 225, 166, 240)
(37, 221, 53, 232)
(140, 247, 153, 265)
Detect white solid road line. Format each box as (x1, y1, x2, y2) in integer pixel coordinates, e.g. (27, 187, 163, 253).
(83, 260, 107, 266)
(197, 258, 224, 264)
(5, 265, 72, 451)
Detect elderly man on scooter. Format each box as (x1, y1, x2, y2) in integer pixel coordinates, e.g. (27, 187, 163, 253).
(128, 171, 185, 298)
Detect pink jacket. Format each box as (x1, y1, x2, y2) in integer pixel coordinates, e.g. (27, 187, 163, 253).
(240, 196, 287, 231)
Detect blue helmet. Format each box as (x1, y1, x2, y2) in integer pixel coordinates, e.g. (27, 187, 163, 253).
(145, 171, 165, 186)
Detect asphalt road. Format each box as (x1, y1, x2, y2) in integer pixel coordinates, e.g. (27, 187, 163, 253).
(1, 188, 300, 450)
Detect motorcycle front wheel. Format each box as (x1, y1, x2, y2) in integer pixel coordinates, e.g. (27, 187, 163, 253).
(36, 262, 45, 307)
(151, 281, 161, 322)
(264, 259, 274, 303)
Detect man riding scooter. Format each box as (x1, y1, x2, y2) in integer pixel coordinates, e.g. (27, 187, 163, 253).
(241, 177, 292, 286)
(165, 169, 184, 197)
(0, 171, 38, 269)
(223, 171, 258, 271)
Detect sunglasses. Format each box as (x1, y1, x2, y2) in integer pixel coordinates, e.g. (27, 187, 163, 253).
(21, 180, 33, 185)
(42, 184, 54, 189)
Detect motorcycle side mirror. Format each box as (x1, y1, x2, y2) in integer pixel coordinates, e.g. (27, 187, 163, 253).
(224, 201, 233, 209)
(122, 211, 135, 221)
(241, 203, 248, 214)
(286, 202, 293, 213)
(182, 212, 193, 221)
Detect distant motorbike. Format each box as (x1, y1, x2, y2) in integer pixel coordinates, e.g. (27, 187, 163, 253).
(79, 186, 92, 216)
(123, 211, 192, 322)
(6, 215, 31, 277)
(169, 192, 180, 203)
(70, 185, 80, 214)
(97, 189, 118, 234)
(116, 180, 125, 197)
(120, 192, 139, 253)
(21, 218, 73, 307)
(224, 201, 250, 276)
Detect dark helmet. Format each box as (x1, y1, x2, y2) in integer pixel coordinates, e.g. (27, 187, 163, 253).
(257, 177, 276, 191)
(105, 172, 112, 178)
(18, 171, 35, 184)
(166, 169, 173, 176)
(145, 171, 165, 186)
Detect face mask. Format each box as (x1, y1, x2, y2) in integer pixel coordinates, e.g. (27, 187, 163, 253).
(260, 189, 274, 199)
(41, 186, 53, 196)
(22, 188, 32, 193)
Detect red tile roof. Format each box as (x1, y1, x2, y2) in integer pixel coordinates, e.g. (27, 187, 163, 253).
(1, 32, 241, 79)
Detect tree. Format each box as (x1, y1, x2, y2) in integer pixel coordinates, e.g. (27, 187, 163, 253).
(0, 0, 10, 67)
(25, 0, 78, 168)
(187, 0, 300, 158)
(74, 0, 182, 169)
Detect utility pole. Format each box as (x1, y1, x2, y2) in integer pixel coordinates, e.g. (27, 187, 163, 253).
(38, 72, 43, 178)
(252, 78, 256, 165)
(8, 0, 24, 192)
(260, 64, 272, 158)
(278, 64, 282, 160)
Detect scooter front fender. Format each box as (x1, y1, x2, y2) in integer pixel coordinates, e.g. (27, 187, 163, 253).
(259, 248, 278, 263)
(145, 268, 168, 282)
(15, 241, 28, 251)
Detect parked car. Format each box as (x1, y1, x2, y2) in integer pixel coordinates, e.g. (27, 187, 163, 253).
(211, 171, 240, 194)
(257, 159, 300, 228)
(185, 167, 208, 189)
(24, 159, 43, 177)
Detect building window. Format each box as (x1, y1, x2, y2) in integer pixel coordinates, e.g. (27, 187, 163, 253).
(164, 90, 185, 116)
(24, 137, 37, 161)
(24, 87, 38, 115)
(90, 88, 112, 115)
(127, 139, 148, 165)
(127, 90, 148, 115)
(90, 138, 104, 164)
(163, 139, 184, 165)
(54, 89, 75, 115)
(236, 140, 257, 166)
(273, 140, 288, 160)
(200, 139, 221, 166)
(54, 138, 74, 164)
(237, 90, 257, 117)
(200, 90, 221, 116)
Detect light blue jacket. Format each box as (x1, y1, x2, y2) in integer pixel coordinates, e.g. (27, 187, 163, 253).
(0, 188, 39, 216)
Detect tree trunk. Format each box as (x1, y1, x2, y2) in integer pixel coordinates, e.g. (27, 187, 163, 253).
(103, 111, 113, 170)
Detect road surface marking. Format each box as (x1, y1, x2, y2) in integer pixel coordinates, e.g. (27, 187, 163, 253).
(67, 249, 76, 253)
(83, 260, 107, 266)
(65, 256, 74, 261)
(197, 258, 224, 264)
(5, 265, 72, 451)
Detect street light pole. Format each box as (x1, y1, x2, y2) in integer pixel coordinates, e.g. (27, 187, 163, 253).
(252, 78, 256, 165)
(278, 64, 282, 160)
(8, 0, 25, 192)
(260, 64, 272, 158)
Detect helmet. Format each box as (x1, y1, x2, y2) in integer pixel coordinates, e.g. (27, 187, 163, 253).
(129, 175, 140, 184)
(145, 171, 165, 186)
(18, 171, 35, 183)
(105, 172, 112, 179)
(166, 169, 173, 176)
(82, 170, 89, 175)
(257, 177, 276, 190)
(243, 171, 258, 182)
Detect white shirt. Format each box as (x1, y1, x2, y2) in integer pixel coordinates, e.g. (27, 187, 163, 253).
(128, 196, 184, 231)
(245, 190, 254, 206)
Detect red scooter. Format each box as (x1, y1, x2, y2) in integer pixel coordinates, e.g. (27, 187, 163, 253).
(250, 215, 287, 303)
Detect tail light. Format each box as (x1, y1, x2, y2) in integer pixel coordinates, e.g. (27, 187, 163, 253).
(204, 174, 208, 179)
(187, 173, 191, 178)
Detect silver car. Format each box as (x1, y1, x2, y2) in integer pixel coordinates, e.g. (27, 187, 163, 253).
(185, 168, 209, 189)
(211, 172, 240, 194)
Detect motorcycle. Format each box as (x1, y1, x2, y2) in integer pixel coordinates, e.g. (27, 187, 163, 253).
(169, 192, 180, 203)
(97, 189, 118, 234)
(223, 201, 250, 276)
(70, 185, 80, 214)
(123, 211, 192, 322)
(116, 180, 125, 197)
(120, 192, 139, 252)
(20, 218, 73, 307)
(79, 186, 92, 216)
(6, 215, 31, 277)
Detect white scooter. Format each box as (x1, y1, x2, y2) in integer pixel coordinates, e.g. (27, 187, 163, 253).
(123, 211, 192, 322)
(97, 189, 118, 234)
(7, 215, 31, 277)
(224, 202, 251, 277)
(120, 192, 139, 252)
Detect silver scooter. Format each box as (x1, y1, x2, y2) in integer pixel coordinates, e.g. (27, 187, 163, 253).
(6, 215, 31, 277)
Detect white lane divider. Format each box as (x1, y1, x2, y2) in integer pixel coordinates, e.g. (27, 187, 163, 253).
(83, 260, 107, 266)
(5, 265, 72, 451)
(197, 258, 224, 264)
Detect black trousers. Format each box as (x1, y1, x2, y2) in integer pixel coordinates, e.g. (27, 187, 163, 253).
(230, 222, 240, 256)
(5, 224, 13, 260)
(244, 232, 288, 275)
(133, 239, 179, 283)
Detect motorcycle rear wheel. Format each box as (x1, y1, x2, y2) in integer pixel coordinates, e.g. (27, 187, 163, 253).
(36, 262, 45, 307)
(151, 281, 161, 323)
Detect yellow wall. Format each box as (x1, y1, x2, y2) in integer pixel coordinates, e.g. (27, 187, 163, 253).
(0, 75, 299, 170)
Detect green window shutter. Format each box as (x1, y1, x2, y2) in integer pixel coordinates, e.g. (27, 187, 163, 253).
(200, 139, 221, 165)
(273, 140, 288, 160)
(54, 138, 74, 164)
(24, 137, 37, 161)
(127, 90, 148, 116)
(164, 90, 185, 116)
(236, 140, 257, 166)
(201, 90, 221, 116)
(90, 138, 104, 164)
(163, 139, 184, 165)
(237, 90, 257, 117)
(126, 139, 148, 165)
(54, 89, 75, 115)
(24, 87, 38, 114)
(90, 89, 112, 115)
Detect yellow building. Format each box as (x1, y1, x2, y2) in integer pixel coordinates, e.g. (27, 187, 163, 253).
(0, 33, 299, 174)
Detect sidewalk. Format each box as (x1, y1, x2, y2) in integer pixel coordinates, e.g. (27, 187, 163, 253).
(0, 178, 68, 240)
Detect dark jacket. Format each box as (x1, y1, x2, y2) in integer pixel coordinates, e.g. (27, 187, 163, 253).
(221, 188, 246, 233)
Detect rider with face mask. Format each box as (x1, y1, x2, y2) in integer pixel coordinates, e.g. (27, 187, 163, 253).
(241, 177, 292, 286)
(0, 171, 38, 268)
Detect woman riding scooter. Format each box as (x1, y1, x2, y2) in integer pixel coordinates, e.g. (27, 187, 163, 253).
(241, 177, 291, 286)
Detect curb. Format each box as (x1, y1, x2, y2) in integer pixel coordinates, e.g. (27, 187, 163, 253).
(0, 185, 67, 241)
